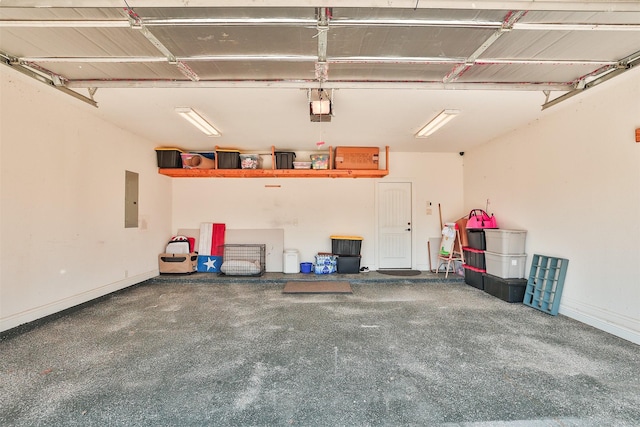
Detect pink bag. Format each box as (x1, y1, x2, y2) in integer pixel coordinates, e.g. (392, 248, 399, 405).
(466, 209, 497, 229)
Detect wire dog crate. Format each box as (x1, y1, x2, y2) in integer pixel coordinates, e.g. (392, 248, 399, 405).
(219, 244, 266, 276)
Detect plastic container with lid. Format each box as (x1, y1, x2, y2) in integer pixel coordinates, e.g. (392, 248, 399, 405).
(240, 154, 260, 169)
(155, 147, 184, 168)
(216, 148, 241, 169)
(330, 235, 363, 256)
(283, 249, 300, 273)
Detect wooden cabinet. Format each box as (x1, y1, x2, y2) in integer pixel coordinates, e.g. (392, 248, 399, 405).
(158, 146, 389, 178)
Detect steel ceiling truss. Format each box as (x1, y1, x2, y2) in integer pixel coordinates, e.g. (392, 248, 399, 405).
(542, 49, 640, 109)
(123, 5, 200, 82)
(0, 52, 98, 106)
(1, 6, 640, 108)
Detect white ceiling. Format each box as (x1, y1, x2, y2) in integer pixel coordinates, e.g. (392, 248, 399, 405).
(1, 1, 639, 153)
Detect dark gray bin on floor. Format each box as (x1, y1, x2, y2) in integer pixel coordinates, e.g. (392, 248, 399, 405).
(483, 273, 527, 303)
(337, 256, 361, 274)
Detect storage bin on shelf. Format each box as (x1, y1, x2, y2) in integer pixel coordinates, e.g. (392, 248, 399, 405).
(484, 229, 527, 254)
(310, 154, 330, 169)
(191, 151, 215, 160)
(155, 147, 183, 168)
(334, 146, 379, 169)
(239, 154, 260, 169)
(180, 152, 216, 169)
(483, 273, 527, 303)
(330, 235, 363, 256)
(216, 148, 241, 169)
(293, 161, 311, 169)
(275, 151, 296, 169)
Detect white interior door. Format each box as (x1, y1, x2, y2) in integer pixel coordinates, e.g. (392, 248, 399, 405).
(378, 182, 412, 269)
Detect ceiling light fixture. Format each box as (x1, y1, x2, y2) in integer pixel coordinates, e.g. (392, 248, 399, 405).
(415, 109, 460, 138)
(309, 88, 333, 122)
(175, 107, 220, 136)
(310, 88, 331, 114)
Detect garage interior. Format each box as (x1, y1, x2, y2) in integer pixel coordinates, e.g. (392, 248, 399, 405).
(1, 1, 639, 425)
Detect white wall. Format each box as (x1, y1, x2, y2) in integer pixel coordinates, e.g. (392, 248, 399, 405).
(464, 67, 640, 344)
(171, 152, 464, 271)
(0, 67, 172, 332)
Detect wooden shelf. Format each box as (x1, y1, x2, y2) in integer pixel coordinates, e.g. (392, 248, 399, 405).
(158, 146, 389, 178)
(159, 168, 388, 178)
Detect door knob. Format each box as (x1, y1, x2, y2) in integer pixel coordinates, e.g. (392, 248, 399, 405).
(406, 228, 411, 231)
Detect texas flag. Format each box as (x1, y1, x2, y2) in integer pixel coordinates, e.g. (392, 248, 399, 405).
(197, 223, 225, 272)
(197, 255, 222, 273)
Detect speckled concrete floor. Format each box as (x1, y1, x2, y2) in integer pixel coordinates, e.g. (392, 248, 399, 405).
(1, 277, 638, 426)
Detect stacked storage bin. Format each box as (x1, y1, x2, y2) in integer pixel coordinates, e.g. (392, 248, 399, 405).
(331, 236, 363, 274)
(483, 229, 528, 302)
(463, 230, 487, 289)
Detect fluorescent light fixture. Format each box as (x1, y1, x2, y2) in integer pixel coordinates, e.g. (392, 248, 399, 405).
(175, 107, 220, 137)
(415, 109, 460, 138)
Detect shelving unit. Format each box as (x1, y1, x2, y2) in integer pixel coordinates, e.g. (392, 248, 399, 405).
(523, 254, 569, 316)
(159, 146, 389, 178)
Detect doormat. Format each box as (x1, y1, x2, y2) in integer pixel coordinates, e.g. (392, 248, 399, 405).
(283, 281, 352, 294)
(377, 269, 422, 277)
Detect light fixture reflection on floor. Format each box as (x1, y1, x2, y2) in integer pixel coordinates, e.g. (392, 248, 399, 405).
(415, 109, 460, 138)
(175, 107, 221, 137)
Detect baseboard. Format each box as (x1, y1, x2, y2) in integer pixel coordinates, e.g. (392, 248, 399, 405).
(0, 270, 158, 333)
(560, 297, 640, 345)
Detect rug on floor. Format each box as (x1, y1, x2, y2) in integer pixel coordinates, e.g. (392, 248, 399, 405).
(377, 269, 422, 277)
(282, 281, 352, 294)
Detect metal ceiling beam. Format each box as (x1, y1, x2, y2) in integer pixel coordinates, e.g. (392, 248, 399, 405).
(3, 18, 640, 32)
(143, 18, 316, 27)
(3, 1, 640, 12)
(0, 53, 97, 107)
(316, 7, 329, 63)
(17, 55, 618, 67)
(63, 79, 572, 91)
(475, 59, 618, 66)
(0, 20, 130, 28)
(443, 10, 526, 83)
(123, 5, 201, 82)
(329, 56, 464, 65)
(18, 56, 169, 63)
(515, 23, 640, 32)
(542, 48, 640, 109)
(314, 7, 330, 82)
